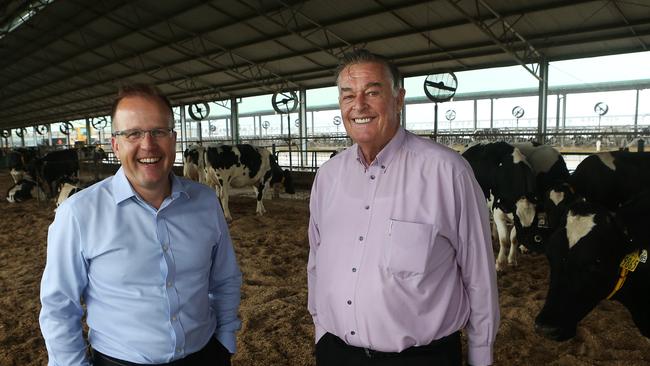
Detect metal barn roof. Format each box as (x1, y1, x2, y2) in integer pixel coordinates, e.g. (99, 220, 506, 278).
(0, 0, 648, 130)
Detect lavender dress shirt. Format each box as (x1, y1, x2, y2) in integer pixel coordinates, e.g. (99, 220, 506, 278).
(308, 128, 499, 366)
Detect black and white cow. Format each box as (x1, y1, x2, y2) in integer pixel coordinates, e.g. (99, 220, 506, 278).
(7, 147, 39, 184)
(77, 145, 107, 162)
(513, 142, 570, 202)
(540, 150, 650, 254)
(203, 144, 295, 221)
(513, 142, 571, 253)
(32, 148, 80, 198)
(535, 196, 650, 341)
(544, 181, 582, 235)
(6, 176, 42, 203)
(462, 141, 538, 271)
(569, 151, 650, 212)
(183, 144, 209, 184)
(54, 179, 99, 208)
(55, 182, 83, 208)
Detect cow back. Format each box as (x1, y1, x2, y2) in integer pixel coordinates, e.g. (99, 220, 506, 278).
(514, 142, 570, 199)
(570, 151, 650, 211)
(463, 141, 536, 209)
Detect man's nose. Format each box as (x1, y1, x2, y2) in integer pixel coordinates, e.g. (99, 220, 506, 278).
(351, 93, 368, 109)
(139, 131, 156, 146)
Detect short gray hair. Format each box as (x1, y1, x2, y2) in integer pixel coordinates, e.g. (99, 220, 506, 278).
(335, 49, 402, 92)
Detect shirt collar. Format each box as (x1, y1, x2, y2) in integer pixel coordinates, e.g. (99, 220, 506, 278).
(355, 126, 406, 171)
(111, 167, 189, 205)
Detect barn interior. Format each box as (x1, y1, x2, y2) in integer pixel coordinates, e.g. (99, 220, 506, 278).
(2, 1, 650, 365)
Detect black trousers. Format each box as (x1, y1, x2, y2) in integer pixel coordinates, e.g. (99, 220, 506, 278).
(315, 332, 462, 366)
(91, 336, 231, 366)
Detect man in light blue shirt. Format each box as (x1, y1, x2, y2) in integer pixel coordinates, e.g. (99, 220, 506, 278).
(39, 84, 242, 366)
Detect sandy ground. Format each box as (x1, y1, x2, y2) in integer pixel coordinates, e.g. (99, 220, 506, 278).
(1, 169, 650, 366)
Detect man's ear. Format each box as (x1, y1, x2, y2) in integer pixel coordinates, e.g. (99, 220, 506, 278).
(396, 87, 406, 111)
(111, 136, 119, 159)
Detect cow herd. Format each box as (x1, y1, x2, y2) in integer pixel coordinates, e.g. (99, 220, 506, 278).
(4, 146, 105, 205)
(462, 141, 650, 343)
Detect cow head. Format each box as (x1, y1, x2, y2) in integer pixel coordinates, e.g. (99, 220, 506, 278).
(544, 182, 581, 232)
(511, 194, 547, 253)
(535, 201, 626, 341)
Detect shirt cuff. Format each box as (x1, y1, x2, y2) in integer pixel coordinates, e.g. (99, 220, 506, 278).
(467, 344, 493, 366)
(215, 331, 237, 354)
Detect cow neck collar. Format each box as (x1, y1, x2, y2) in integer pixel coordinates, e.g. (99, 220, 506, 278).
(355, 127, 405, 171)
(606, 249, 648, 300)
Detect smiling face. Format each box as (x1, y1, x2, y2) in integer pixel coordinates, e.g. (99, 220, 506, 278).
(337, 61, 405, 163)
(111, 95, 176, 204)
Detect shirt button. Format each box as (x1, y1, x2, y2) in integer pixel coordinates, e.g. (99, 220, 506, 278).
(350, 331, 356, 335)
(358, 236, 363, 241)
(381, 165, 385, 169)
(172, 315, 177, 321)
(347, 300, 352, 305)
(167, 281, 173, 288)
(370, 175, 375, 180)
(176, 348, 183, 353)
(162, 245, 169, 252)
(364, 205, 370, 210)
(352, 268, 357, 272)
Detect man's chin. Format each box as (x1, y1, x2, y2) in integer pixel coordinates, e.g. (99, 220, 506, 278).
(128, 172, 170, 189)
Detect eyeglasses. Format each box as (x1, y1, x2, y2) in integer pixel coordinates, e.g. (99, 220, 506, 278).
(112, 128, 174, 142)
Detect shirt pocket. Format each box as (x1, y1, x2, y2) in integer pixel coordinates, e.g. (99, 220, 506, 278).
(386, 219, 436, 277)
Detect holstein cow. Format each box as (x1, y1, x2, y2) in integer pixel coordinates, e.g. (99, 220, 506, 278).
(77, 145, 107, 162)
(513, 142, 571, 253)
(203, 144, 295, 221)
(32, 148, 80, 198)
(535, 196, 650, 341)
(183, 144, 209, 184)
(540, 150, 650, 254)
(569, 151, 650, 212)
(55, 179, 100, 208)
(56, 182, 82, 207)
(462, 141, 538, 271)
(544, 181, 582, 236)
(513, 142, 570, 201)
(6, 147, 40, 184)
(6, 176, 42, 203)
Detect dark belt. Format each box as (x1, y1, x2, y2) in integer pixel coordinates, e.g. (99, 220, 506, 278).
(91, 336, 225, 366)
(92, 351, 183, 366)
(333, 331, 460, 359)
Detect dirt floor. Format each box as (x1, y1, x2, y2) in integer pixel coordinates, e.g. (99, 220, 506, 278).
(1, 169, 650, 366)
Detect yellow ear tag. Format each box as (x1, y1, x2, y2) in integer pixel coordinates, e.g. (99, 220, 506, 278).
(620, 251, 641, 272)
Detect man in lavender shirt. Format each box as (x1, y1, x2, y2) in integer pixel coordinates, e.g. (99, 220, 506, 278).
(307, 49, 499, 366)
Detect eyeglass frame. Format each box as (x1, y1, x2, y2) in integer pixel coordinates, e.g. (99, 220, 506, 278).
(111, 127, 175, 141)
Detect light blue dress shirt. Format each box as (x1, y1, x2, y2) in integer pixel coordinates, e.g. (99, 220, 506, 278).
(39, 167, 242, 366)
